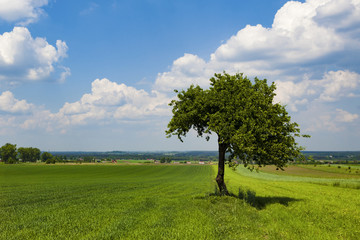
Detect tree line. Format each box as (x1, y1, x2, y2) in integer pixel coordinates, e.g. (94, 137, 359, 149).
(0, 143, 56, 164)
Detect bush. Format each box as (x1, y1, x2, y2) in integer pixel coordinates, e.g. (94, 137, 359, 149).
(7, 157, 17, 164)
(45, 158, 56, 164)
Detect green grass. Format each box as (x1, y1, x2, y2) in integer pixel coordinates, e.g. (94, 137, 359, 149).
(300, 164, 360, 176)
(1, 164, 359, 239)
(0, 164, 216, 239)
(224, 166, 360, 239)
(239, 164, 360, 189)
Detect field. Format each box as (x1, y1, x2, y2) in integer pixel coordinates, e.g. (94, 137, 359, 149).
(0, 163, 359, 239)
(259, 164, 360, 179)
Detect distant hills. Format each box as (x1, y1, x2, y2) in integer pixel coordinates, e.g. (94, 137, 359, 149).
(49, 150, 360, 162)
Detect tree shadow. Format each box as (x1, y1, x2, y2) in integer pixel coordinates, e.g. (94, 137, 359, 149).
(203, 187, 301, 210)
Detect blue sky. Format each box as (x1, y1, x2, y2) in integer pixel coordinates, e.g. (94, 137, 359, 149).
(0, 0, 359, 151)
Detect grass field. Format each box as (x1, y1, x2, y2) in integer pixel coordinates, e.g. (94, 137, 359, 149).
(259, 164, 360, 179)
(1, 163, 359, 239)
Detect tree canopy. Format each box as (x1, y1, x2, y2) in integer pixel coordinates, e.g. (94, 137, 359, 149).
(41, 152, 53, 162)
(18, 147, 41, 162)
(0, 143, 18, 164)
(166, 72, 309, 194)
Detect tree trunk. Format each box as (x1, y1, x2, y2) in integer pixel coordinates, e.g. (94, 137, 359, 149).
(216, 140, 229, 195)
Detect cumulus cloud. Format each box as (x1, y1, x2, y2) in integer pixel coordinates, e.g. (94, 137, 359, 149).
(155, 0, 360, 93)
(274, 70, 360, 111)
(210, 0, 359, 70)
(0, 78, 172, 134)
(155, 53, 211, 92)
(56, 78, 171, 126)
(151, 0, 360, 142)
(2, 0, 360, 143)
(0, 27, 69, 83)
(0, 91, 34, 113)
(315, 0, 360, 32)
(0, 0, 48, 25)
(297, 104, 360, 133)
(317, 70, 360, 101)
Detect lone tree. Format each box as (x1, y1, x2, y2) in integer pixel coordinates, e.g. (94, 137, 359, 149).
(166, 72, 309, 195)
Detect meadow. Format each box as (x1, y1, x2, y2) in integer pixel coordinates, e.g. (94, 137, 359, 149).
(0, 163, 359, 239)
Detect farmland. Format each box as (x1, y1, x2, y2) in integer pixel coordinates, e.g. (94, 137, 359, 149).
(0, 163, 359, 239)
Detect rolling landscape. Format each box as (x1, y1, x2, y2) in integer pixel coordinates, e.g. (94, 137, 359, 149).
(1, 0, 360, 239)
(1, 158, 359, 239)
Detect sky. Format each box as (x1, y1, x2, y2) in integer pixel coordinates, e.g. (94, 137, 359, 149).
(0, 0, 359, 152)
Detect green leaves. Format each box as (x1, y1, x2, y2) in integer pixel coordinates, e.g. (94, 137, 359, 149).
(0, 143, 17, 164)
(18, 147, 41, 162)
(166, 72, 309, 169)
(166, 85, 210, 142)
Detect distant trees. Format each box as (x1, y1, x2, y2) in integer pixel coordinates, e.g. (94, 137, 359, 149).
(18, 147, 41, 162)
(0, 143, 42, 164)
(0, 143, 18, 164)
(160, 157, 172, 163)
(83, 156, 95, 162)
(41, 152, 53, 162)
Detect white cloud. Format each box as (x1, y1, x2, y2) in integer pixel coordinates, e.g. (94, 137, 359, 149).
(1, 0, 360, 151)
(295, 104, 360, 136)
(335, 108, 359, 122)
(0, 78, 172, 134)
(211, 0, 344, 65)
(274, 70, 360, 110)
(155, 0, 360, 94)
(57, 78, 171, 126)
(0, 0, 48, 25)
(0, 91, 33, 113)
(152, 0, 360, 144)
(0, 27, 69, 83)
(317, 70, 360, 101)
(274, 79, 313, 111)
(154, 53, 211, 92)
(59, 66, 71, 83)
(20, 108, 53, 131)
(315, 0, 360, 32)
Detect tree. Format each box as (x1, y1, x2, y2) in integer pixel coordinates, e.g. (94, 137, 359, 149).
(45, 157, 56, 164)
(84, 156, 95, 162)
(166, 72, 309, 195)
(160, 156, 172, 163)
(18, 147, 41, 162)
(41, 152, 53, 162)
(0, 143, 18, 164)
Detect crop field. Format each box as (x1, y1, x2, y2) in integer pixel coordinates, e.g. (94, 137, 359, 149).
(259, 164, 360, 179)
(0, 163, 359, 239)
